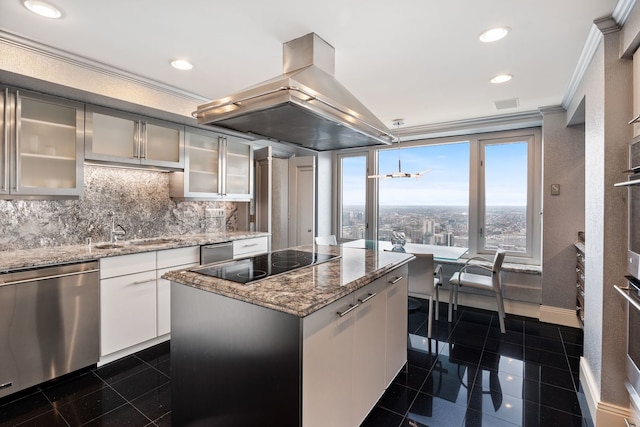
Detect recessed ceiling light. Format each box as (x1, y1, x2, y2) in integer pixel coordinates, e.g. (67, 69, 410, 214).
(170, 59, 193, 71)
(479, 27, 510, 43)
(23, 0, 62, 19)
(490, 74, 513, 84)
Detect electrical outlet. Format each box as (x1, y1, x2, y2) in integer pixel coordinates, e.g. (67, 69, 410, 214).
(205, 208, 225, 218)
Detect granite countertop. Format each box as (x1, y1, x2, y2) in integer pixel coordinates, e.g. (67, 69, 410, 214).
(0, 231, 270, 272)
(163, 244, 415, 317)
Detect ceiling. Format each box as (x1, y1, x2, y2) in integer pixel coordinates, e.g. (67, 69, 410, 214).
(0, 0, 622, 133)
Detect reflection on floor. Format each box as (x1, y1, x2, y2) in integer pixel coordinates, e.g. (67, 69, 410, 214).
(0, 299, 587, 427)
(362, 300, 588, 427)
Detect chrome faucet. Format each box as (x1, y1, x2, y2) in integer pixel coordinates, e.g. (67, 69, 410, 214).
(109, 214, 126, 243)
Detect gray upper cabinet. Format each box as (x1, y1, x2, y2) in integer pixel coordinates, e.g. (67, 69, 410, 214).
(170, 127, 252, 200)
(85, 106, 184, 169)
(0, 87, 84, 198)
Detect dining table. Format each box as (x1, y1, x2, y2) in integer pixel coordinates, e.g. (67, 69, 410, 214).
(340, 239, 469, 312)
(340, 239, 468, 262)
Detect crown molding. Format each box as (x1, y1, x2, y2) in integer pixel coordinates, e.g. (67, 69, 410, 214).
(538, 105, 566, 116)
(561, 0, 634, 110)
(612, 0, 636, 25)
(0, 30, 209, 103)
(398, 110, 542, 141)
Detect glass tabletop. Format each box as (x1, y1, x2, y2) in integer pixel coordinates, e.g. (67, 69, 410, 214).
(340, 239, 468, 262)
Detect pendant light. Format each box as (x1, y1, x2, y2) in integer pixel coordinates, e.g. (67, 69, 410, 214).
(368, 120, 429, 179)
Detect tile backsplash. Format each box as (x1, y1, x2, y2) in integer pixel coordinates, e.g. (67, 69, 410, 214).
(0, 165, 242, 251)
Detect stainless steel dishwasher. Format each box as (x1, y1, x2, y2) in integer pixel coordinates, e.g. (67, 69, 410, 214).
(200, 242, 234, 264)
(0, 261, 100, 399)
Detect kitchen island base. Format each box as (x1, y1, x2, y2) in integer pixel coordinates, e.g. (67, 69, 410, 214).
(170, 262, 409, 427)
(171, 283, 301, 426)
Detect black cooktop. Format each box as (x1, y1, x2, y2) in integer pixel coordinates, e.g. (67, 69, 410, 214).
(192, 249, 340, 284)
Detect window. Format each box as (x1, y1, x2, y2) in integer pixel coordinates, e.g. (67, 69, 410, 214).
(378, 143, 470, 248)
(481, 138, 531, 253)
(337, 153, 369, 240)
(335, 129, 541, 263)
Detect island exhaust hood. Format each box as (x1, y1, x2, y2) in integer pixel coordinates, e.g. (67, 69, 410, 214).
(193, 33, 394, 151)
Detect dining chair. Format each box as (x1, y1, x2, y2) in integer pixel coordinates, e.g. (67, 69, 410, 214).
(448, 249, 507, 333)
(314, 235, 338, 245)
(408, 253, 443, 338)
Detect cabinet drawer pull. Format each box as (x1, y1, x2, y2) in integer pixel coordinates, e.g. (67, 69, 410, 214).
(629, 114, 640, 125)
(129, 279, 155, 286)
(243, 243, 259, 248)
(358, 293, 377, 304)
(389, 276, 403, 285)
(337, 303, 359, 317)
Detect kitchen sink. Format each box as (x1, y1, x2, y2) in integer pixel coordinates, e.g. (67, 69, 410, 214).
(129, 237, 181, 246)
(93, 243, 126, 249)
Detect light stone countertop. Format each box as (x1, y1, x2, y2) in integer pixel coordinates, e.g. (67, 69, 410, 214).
(0, 231, 270, 272)
(163, 244, 415, 317)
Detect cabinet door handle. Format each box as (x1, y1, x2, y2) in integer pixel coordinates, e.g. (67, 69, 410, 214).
(358, 292, 377, 304)
(337, 303, 359, 317)
(133, 121, 140, 159)
(141, 121, 147, 159)
(2, 88, 8, 192)
(128, 279, 155, 286)
(389, 276, 403, 285)
(14, 90, 20, 191)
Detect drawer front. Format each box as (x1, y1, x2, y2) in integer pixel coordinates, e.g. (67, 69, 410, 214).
(100, 252, 156, 279)
(233, 236, 268, 258)
(157, 246, 199, 269)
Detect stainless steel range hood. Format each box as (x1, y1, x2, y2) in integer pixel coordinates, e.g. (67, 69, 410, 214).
(193, 33, 393, 151)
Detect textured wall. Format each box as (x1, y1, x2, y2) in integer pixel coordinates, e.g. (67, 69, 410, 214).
(565, 28, 632, 409)
(0, 165, 240, 251)
(541, 112, 585, 310)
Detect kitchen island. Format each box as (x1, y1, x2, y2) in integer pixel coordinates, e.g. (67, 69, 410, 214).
(163, 244, 414, 427)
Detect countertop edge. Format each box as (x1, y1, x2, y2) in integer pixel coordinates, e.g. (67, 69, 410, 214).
(0, 232, 271, 271)
(165, 251, 415, 318)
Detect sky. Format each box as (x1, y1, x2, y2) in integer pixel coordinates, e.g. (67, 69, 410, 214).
(342, 140, 528, 206)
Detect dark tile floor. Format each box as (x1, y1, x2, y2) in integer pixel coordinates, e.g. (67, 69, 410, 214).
(362, 300, 588, 427)
(0, 300, 587, 427)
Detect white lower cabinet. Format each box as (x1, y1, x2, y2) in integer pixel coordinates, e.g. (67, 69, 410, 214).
(100, 252, 157, 357)
(385, 264, 409, 386)
(232, 236, 269, 258)
(352, 278, 387, 425)
(302, 293, 354, 427)
(100, 246, 199, 358)
(302, 267, 408, 427)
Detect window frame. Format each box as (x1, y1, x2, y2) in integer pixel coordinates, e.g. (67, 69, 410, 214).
(476, 133, 540, 260)
(334, 128, 542, 264)
(334, 150, 377, 242)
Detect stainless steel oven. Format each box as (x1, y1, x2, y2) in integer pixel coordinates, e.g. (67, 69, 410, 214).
(615, 277, 640, 423)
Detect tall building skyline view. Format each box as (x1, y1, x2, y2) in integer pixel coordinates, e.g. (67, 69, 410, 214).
(342, 205, 527, 252)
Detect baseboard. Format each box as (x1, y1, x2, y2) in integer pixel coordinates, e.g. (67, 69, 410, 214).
(539, 305, 582, 328)
(580, 356, 631, 426)
(98, 334, 170, 366)
(454, 293, 584, 328)
(455, 292, 540, 319)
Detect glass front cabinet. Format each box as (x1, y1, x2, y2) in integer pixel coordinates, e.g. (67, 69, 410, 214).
(170, 128, 253, 200)
(85, 106, 184, 169)
(0, 88, 84, 198)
